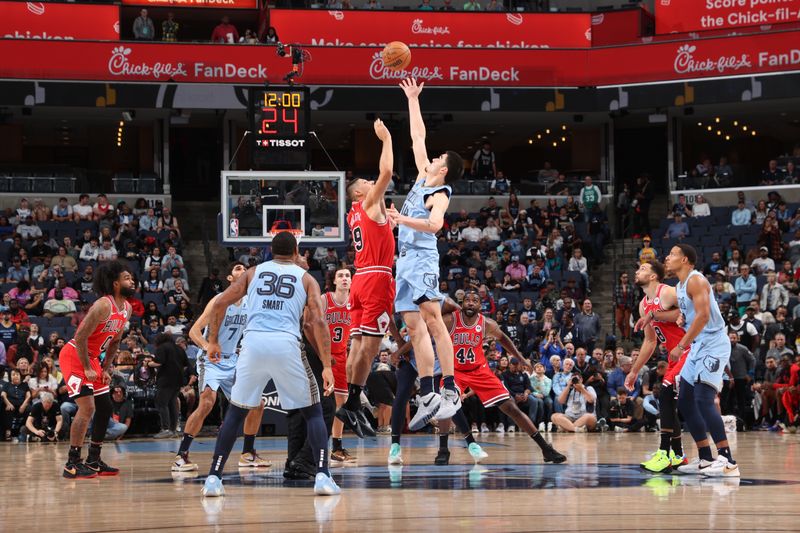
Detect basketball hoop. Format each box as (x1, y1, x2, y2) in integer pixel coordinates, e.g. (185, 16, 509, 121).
(269, 228, 304, 244)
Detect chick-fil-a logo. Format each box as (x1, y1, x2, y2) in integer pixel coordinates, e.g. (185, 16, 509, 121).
(673, 44, 751, 75)
(108, 46, 187, 79)
(369, 52, 443, 81)
(411, 18, 450, 35)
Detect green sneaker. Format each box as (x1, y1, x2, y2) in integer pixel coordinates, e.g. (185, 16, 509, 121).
(468, 442, 489, 463)
(641, 449, 673, 474)
(388, 443, 403, 465)
(669, 450, 688, 467)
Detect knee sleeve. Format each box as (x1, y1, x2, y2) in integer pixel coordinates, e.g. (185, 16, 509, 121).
(659, 384, 678, 432)
(90, 394, 113, 443)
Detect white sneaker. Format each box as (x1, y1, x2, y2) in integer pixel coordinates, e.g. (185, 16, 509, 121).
(172, 453, 199, 472)
(575, 425, 587, 433)
(614, 426, 625, 433)
(471, 424, 479, 434)
(409, 392, 441, 431)
(677, 457, 709, 475)
(495, 423, 505, 434)
(508, 425, 516, 433)
(538, 422, 546, 433)
(547, 422, 553, 432)
(238, 452, 272, 468)
(435, 387, 462, 421)
(700, 456, 740, 478)
(480, 423, 490, 433)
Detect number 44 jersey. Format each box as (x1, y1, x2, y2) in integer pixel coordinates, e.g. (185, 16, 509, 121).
(449, 310, 488, 372)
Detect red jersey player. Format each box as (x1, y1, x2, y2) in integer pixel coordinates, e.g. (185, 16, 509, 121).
(627, 260, 690, 473)
(337, 119, 395, 438)
(323, 267, 355, 462)
(441, 291, 566, 464)
(61, 260, 135, 479)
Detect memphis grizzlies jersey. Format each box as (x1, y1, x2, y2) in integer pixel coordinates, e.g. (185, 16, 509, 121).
(245, 260, 307, 340)
(398, 178, 452, 251)
(197, 300, 247, 371)
(677, 270, 725, 338)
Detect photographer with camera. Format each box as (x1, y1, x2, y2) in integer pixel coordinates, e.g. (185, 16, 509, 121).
(551, 371, 597, 432)
(21, 391, 62, 442)
(607, 387, 646, 433)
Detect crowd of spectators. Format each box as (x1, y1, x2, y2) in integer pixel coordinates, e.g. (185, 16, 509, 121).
(132, 10, 274, 45)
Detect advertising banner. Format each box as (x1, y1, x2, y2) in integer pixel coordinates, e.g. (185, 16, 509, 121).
(121, 0, 258, 9)
(0, 32, 798, 87)
(269, 9, 592, 49)
(0, 1, 120, 41)
(656, 0, 800, 34)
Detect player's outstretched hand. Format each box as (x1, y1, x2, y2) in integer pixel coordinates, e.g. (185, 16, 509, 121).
(207, 341, 223, 364)
(399, 77, 424, 99)
(322, 367, 334, 396)
(624, 371, 637, 392)
(386, 205, 402, 225)
(374, 118, 391, 141)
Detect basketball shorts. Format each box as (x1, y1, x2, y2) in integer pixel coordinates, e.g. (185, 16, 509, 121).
(453, 364, 510, 407)
(197, 353, 237, 399)
(662, 347, 690, 387)
(678, 330, 731, 392)
(332, 351, 348, 395)
(231, 331, 320, 410)
(395, 247, 442, 313)
(350, 271, 395, 337)
(60, 342, 108, 398)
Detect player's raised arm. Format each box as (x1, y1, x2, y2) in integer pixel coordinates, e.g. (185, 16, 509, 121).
(364, 119, 394, 212)
(73, 298, 112, 382)
(303, 273, 333, 394)
(484, 316, 529, 367)
(399, 77, 429, 177)
(206, 268, 252, 359)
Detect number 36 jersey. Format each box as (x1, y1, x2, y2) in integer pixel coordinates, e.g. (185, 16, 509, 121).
(245, 260, 307, 340)
(449, 310, 487, 372)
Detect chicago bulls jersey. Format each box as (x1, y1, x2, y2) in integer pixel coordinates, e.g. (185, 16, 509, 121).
(642, 284, 684, 352)
(324, 292, 351, 356)
(75, 296, 130, 359)
(449, 311, 487, 372)
(347, 201, 394, 272)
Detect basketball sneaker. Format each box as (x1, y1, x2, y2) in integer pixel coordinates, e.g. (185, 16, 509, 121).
(238, 452, 272, 468)
(676, 457, 710, 475)
(641, 449, 672, 474)
(335, 407, 366, 438)
(172, 452, 199, 472)
(409, 392, 441, 431)
(700, 456, 740, 477)
(313, 473, 341, 496)
(480, 423, 490, 433)
(541, 445, 567, 464)
(355, 410, 377, 437)
(435, 387, 462, 421)
(468, 442, 489, 463)
(496, 423, 505, 434)
(201, 475, 225, 497)
(63, 461, 98, 479)
(669, 450, 688, 467)
(85, 459, 120, 477)
(388, 443, 403, 465)
(434, 449, 451, 465)
(331, 449, 356, 463)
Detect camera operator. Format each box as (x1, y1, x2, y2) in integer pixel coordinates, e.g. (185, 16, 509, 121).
(21, 391, 62, 442)
(607, 387, 645, 432)
(551, 372, 597, 432)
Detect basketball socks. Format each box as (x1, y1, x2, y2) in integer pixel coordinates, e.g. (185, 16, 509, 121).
(178, 434, 194, 455)
(442, 375, 456, 392)
(531, 431, 548, 449)
(243, 434, 256, 455)
(464, 433, 476, 446)
(660, 432, 671, 452)
(343, 384, 363, 411)
(87, 442, 102, 463)
(391, 435, 401, 445)
(439, 435, 448, 450)
(420, 376, 434, 396)
(717, 446, 735, 464)
(671, 436, 684, 457)
(698, 445, 713, 462)
(68, 446, 82, 464)
(332, 438, 343, 452)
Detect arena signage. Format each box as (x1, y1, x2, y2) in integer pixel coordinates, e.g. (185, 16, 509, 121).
(0, 31, 798, 87)
(0, 1, 119, 41)
(121, 0, 258, 9)
(656, 0, 800, 34)
(269, 9, 592, 49)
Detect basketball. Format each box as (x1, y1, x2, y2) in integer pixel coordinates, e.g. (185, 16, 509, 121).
(382, 41, 411, 71)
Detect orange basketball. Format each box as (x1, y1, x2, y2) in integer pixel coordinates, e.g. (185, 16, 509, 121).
(382, 41, 411, 71)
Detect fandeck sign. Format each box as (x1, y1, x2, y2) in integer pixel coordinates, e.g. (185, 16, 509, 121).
(656, 0, 800, 34)
(0, 31, 798, 87)
(1, 1, 120, 41)
(269, 9, 593, 49)
(121, 0, 258, 9)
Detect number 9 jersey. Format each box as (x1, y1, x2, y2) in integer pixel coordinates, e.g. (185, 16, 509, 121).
(642, 283, 689, 386)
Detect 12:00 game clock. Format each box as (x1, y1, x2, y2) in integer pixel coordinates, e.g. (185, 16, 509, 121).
(250, 87, 310, 170)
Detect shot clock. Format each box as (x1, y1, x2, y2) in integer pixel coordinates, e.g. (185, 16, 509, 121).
(249, 86, 310, 170)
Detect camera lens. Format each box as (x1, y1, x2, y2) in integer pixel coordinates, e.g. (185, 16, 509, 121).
(571, 376, 580, 384)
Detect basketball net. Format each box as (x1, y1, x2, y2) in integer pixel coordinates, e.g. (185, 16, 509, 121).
(269, 228, 304, 245)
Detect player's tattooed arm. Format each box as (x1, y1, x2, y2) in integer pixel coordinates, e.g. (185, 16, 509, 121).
(101, 334, 123, 373)
(485, 316, 529, 367)
(73, 297, 111, 379)
(304, 273, 334, 394)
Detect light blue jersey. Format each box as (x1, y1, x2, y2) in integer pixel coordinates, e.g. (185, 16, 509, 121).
(398, 178, 452, 251)
(245, 260, 307, 340)
(677, 270, 726, 339)
(197, 300, 246, 372)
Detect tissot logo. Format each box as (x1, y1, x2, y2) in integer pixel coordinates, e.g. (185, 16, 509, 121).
(26, 2, 45, 15)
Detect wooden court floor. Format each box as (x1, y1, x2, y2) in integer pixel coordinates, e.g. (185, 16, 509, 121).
(2, 432, 799, 533)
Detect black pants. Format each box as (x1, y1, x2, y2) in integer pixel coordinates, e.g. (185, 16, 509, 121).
(286, 394, 335, 467)
(156, 385, 179, 431)
(731, 379, 751, 426)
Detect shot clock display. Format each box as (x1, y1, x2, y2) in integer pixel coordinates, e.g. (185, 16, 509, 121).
(249, 86, 310, 170)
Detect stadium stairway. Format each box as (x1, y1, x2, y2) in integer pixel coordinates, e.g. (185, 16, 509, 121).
(172, 201, 230, 298)
(591, 238, 642, 344)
